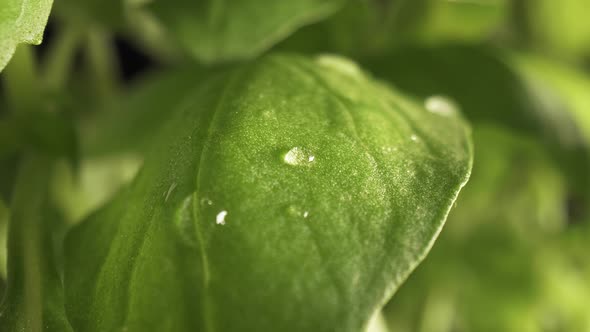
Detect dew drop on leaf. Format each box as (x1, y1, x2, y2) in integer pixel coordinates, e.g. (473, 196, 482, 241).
(424, 95, 458, 116)
(216, 210, 228, 225)
(283, 147, 315, 166)
(287, 205, 310, 219)
(200, 197, 213, 206)
(315, 54, 362, 78)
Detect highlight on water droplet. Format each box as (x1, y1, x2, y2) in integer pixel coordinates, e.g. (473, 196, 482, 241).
(424, 95, 458, 116)
(410, 134, 418, 142)
(283, 147, 315, 166)
(164, 182, 177, 202)
(216, 210, 228, 225)
(316, 54, 362, 77)
(287, 205, 310, 219)
(200, 197, 213, 206)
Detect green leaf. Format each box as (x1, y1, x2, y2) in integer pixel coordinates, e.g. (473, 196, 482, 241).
(366, 46, 590, 332)
(517, 0, 590, 59)
(510, 54, 590, 147)
(0, 111, 78, 174)
(148, 0, 346, 63)
(277, 0, 507, 57)
(64, 54, 472, 332)
(82, 66, 205, 156)
(54, 0, 124, 28)
(0, 0, 54, 72)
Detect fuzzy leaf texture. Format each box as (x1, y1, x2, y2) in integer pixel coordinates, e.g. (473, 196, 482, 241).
(0, 0, 53, 72)
(64, 54, 472, 332)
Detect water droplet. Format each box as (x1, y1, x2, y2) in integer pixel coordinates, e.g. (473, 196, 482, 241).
(424, 95, 457, 116)
(316, 54, 362, 77)
(284, 147, 315, 166)
(410, 134, 418, 142)
(287, 205, 310, 219)
(200, 198, 213, 206)
(381, 146, 397, 154)
(164, 182, 177, 202)
(216, 210, 228, 225)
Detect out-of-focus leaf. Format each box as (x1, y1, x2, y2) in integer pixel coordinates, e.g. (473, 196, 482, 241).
(64, 54, 472, 332)
(510, 54, 590, 145)
(0, 111, 78, 167)
(518, 0, 590, 59)
(0, 0, 54, 72)
(0, 156, 72, 332)
(0, 199, 8, 284)
(277, 0, 507, 57)
(147, 0, 346, 63)
(54, 0, 124, 28)
(51, 155, 142, 223)
(83, 67, 204, 156)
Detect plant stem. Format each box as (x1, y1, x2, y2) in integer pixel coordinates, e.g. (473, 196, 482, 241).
(2, 46, 40, 113)
(43, 25, 83, 92)
(2, 155, 52, 332)
(86, 27, 120, 103)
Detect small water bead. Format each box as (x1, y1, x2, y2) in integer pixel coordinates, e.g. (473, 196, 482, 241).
(410, 134, 418, 142)
(381, 146, 398, 154)
(216, 210, 228, 225)
(200, 197, 213, 206)
(287, 205, 310, 219)
(316, 54, 362, 77)
(283, 147, 315, 166)
(424, 95, 458, 116)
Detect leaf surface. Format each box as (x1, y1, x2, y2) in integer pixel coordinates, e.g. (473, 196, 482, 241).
(64, 54, 472, 332)
(0, 0, 53, 72)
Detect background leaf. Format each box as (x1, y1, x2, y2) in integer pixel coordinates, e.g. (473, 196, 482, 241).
(277, 0, 508, 58)
(64, 54, 472, 332)
(148, 0, 346, 63)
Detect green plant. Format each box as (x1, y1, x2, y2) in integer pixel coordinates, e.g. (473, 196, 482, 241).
(1, 1, 589, 331)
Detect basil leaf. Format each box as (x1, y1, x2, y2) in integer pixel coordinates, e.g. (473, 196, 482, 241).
(0, 0, 53, 72)
(148, 0, 345, 63)
(64, 54, 472, 332)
